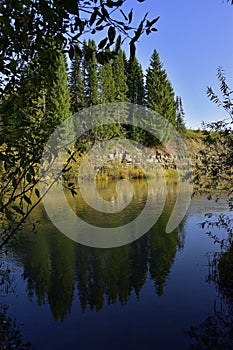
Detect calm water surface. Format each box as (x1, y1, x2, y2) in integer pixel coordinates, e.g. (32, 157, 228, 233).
(1, 179, 231, 349)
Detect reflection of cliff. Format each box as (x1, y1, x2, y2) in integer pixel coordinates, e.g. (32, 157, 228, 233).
(14, 180, 185, 320)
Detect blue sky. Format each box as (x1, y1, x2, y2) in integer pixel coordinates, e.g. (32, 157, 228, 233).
(120, 0, 233, 129)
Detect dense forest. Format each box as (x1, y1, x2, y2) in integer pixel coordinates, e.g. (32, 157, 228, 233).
(0, 40, 186, 151)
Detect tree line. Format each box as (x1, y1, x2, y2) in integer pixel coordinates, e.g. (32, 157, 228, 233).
(1, 39, 186, 152)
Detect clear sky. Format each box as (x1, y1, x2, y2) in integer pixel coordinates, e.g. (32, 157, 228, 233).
(120, 0, 233, 129)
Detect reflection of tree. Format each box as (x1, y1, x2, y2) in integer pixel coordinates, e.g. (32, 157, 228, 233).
(14, 180, 182, 319)
(48, 234, 75, 321)
(19, 212, 75, 321)
(149, 184, 179, 296)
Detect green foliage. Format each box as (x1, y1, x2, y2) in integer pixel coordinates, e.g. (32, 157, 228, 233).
(194, 68, 233, 195)
(99, 56, 116, 103)
(0, 0, 159, 95)
(83, 39, 99, 107)
(176, 96, 186, 136)
(112, 49, 129, 102)
(146, 49, 177, 143)
(69, 44, 85, 112)
(126, 56, 145, 105)
(0, 44, 73, 248)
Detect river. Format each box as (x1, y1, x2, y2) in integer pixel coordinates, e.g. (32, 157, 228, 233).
(1, 179, 232, 349)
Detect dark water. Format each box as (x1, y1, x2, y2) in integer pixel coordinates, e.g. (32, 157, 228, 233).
(1, 179, 232, 349)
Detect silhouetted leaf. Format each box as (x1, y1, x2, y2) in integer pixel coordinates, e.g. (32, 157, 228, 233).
(108, 26, 116, 44)
(98, 37, 108, 49)
(128, 9, 133, 24)
(35, 188, 40, 198)
(23, 195, 32, 205)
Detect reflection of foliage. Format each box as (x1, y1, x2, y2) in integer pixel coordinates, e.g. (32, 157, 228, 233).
(185, 301, 233, 350)
(0, 263, 33, 349)
(186, 240, 233, 349)
(13, 182, 182, 319)
(21, 228, 75, 321)
(0, 306, 34, 350)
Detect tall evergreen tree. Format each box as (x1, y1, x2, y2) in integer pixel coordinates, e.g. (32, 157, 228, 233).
(83, 39, 99, 107)
(1, 44, 71, 146)
(43, 49, 71, 130)
(126, 56, 145, 105)
(125, 55, 146, 143)
(112, 49, 129, 102)
(175, 96, 186, 136)
(146, 49, 176, 143)
(99, 58, 116, 103)
(69, 44, 85, 112)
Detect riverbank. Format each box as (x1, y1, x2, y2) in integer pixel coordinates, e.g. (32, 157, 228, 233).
(63, 129, 204, 181)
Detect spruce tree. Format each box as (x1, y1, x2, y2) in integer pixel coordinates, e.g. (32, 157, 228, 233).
(175, 96, 186, 136)
(97, 55, 122, 140)
(125, 55, 146, 143)
(43, 49, 71, 130)
(112, 49, 129, 102)
(2, 45, 71, 147)
(83, 39, 99, 107)
(69, 44, 85, 112)
(146, 49, 176, 124)
(99, 58, 116, 103)
(126, 56, 145, 105)
(146, 49, 176, 143)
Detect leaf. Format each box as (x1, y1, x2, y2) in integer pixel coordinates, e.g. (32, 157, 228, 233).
(98, 37, 108, 50)
(35, 188, 40, 198)
(120, 9, 128, 21)
(12, 205, 24, 216)
(108, 26, 116, 45)
(101, 6, 109, 19)
(26, 172, 32, 183)
(128, 9, 133, 24)
(147, 16, 160, 27)
(89, 8, 98, 26)
(110, 0, 124, 6)
(23, 195, 32, 205)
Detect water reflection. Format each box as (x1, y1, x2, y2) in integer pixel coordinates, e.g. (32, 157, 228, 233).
(186, 235, 233, 349)
(14, 179, 184, 320)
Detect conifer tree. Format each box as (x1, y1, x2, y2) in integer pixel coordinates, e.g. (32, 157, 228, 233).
(69, 44, 85, 112)
(2, 45, 71, 147)
(112, 49, 129, 102)
(43, 49, 71, 130)
(146, 49, 176, 143)
(126, 56, 145, 105)
(83, 39, 99, 107)
(99, 58, 116, 103)
(175, 96, 186, 136)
